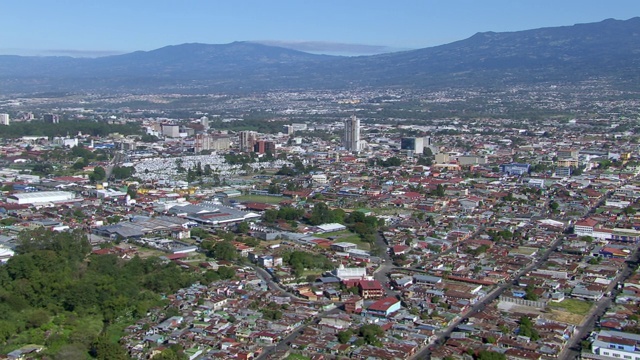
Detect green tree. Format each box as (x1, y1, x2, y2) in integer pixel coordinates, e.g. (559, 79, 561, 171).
(91, 166, 106, 182)
(211, 241, 237, 261)
(90, 336, 128, 360)
(337, 330, 353, 344)
(236, 222, 250, 234)
(358, 324, 384, 347)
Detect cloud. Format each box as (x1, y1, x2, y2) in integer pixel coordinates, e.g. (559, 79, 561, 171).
(251, 40, 410, 56)
(41, 49, 125, 57)
(0, 48, 124, 57)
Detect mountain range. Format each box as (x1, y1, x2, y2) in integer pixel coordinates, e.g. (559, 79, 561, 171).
(1, 17, 639, 94)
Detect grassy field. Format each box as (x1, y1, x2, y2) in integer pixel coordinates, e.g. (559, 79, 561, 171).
(285, 354, 311, 360)
(316, 230, 371, 250)
(235, 194, 285, 204)
(548, 298, 593, 315)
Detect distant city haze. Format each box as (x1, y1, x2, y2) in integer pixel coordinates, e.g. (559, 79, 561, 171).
(2, 1, 640, 57)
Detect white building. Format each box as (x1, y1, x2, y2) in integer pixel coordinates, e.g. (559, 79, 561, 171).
(311, 174, 328, 184)
(161, 124, 180, 138)
(0, 245, 14, 263)
(590, 330, 640, 359)
(6, 191, 76, 205)
(343, 115, 361, 153)
(0, 113, 9, 126)
(332, 265, 368, 280)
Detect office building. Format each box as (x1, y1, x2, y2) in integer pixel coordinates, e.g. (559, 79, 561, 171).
(161, 124, 180, 138)
(0, 114, 9, 126)
(500, 163, 531, 176)
(254, 140, 276, 155)
(343, 115, 361, 153)
(401, 137, 424, 154)
(194, 134, 231, 153)
(43, 114, 59, 124)
(239, 131, 257, 152)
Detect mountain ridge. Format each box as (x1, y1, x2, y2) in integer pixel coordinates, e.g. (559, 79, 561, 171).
(1, 17, 639, 94)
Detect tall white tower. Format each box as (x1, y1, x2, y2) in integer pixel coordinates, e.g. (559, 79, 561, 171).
(0, 114, 9, 126)
(343, 115, 361, 153)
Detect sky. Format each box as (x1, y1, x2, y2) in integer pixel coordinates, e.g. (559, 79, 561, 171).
(2, 1, 640, 57)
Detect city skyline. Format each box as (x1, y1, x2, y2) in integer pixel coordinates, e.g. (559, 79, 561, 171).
(2, 1, 640, 57)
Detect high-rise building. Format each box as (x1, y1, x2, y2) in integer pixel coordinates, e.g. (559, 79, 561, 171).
(254, 140, 276, 155)
(283, 125, 294, 135)
(239, 131, 257, 152)
(194, 134, 231, 153)
(343, 115, 361, 153)
(43, 114, 59, 124)
(201, 116, 210, 130)
(161, 124, 180, 138)
(0, 114, 9, 126)
(401, 137, 424, 154)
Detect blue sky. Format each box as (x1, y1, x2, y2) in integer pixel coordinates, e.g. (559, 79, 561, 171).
(2, 1, 639, 56)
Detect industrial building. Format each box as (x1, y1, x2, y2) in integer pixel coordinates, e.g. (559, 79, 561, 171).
(6, 191, 76, 205)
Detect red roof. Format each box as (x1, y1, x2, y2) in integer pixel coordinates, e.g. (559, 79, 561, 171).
(368, 297, 400, 312)
(576, 218, 598, 227)
(358, 280, 383, 290)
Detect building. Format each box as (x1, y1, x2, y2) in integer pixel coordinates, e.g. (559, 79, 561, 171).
(555, 167, 572, 177)
(434, 153, 450, 164)
(254, 140, 276, 155)
(457, 155, 488, 166)
(344, 297, 364, 313)
(343, 115, 361, 153)
(401, 137, 424, 154)
(194, 134, 231, 153)
(162, 124, 180, 138)
(367, 297, 401, 317)
(590, 330, 640, 359)
(500, 163, 530, 176)
(557, 148, 579, 160)
(239, 131, 257, 152)
(7, 191, 76, 205)
(0, 113, 9, 126)
(358, 280, 384, 299)
(332, 265, 367, 281)
(43, 114, 59, 124)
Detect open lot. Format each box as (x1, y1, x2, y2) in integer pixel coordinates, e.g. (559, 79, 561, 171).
(235, 194, 285, 204)
(548, 298, 593, 315)
(316, 230, 371, 250)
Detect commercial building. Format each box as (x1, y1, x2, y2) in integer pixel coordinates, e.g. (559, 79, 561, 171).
(590, 330, 640, 359)
(43, 114, 59, 124)
(0, 113, 9, 126)
(254, 140, 276, 155)
(161, 124, 180, 138)
(7, 191, 76, 205)
(401, 137, 424, 154)
(343, 115, 361, 153)
(366, 297, 401, 317)
(194, 134, 231, 153)
(239, 131, 257, 152)
(500, 163, 531, 176)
